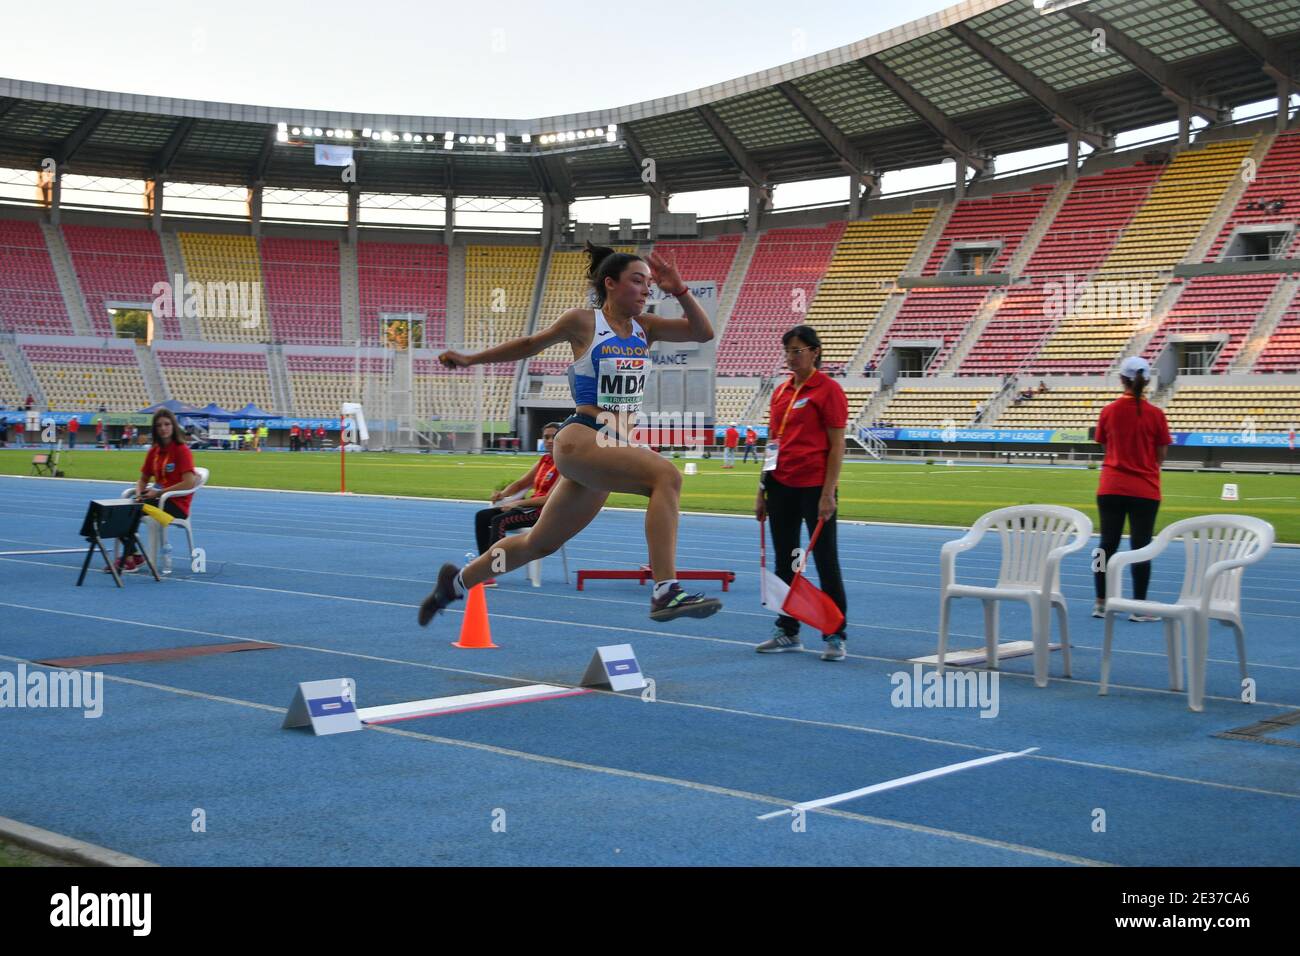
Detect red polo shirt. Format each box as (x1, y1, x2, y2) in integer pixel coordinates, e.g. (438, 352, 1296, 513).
(531, 453, 559, 498)
(767, 370, 848, 488)
(724, 427, 739, 448)
(1096, 396, 1172, 501)
(141, 441, 197, 516)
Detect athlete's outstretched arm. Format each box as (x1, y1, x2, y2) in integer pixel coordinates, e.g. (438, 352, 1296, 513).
(439, 309, 584, 368)
(640, 251, 714, 345)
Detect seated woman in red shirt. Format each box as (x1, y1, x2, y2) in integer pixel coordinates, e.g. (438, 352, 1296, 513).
(114, 408, 199, 573)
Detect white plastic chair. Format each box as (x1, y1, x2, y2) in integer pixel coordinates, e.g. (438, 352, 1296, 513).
(1100, 514, 1274, 712)
(118, 466, 209, 573)
(938, 505, 1093, 688)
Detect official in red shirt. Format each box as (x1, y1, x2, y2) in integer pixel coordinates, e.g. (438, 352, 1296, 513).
(1092, 356, 1172, 618)
(67, 416, 79, 449)
(474, 422, 562, 579)
(742, 426, 758, 463)
(722, 423, 740, 469)
(754, 325, 850, 660)
(114, 408, 199, 573)
(290, 423, 301, 452)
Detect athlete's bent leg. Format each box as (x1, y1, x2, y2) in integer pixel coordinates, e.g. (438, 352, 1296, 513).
(465, 478, 607, 588)
(418, 478, 608, 626)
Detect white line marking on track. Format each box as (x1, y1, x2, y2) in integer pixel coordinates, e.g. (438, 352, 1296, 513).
(3, 599, 1299, 801)
(757, 748, 1040, 819)
(0, 650, 1108, 867)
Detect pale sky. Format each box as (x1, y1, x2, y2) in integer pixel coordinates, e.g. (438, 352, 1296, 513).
(0, 0, 958, 119)
(0, 2, 1286, 223)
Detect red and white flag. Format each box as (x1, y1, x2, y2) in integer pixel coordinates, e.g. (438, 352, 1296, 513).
(759, 517, 845, 635)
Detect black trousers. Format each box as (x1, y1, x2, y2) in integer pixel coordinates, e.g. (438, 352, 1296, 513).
(121, 499, 187, 558)
(741, 444, 757, 463)
(474, 506, 542, 555)
(762, 474, 847, 639)
(1094, 494, 1161, 601)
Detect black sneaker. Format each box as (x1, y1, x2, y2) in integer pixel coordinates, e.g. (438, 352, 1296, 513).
(650, 583, 722, 622)
(418, 563, 463, 627)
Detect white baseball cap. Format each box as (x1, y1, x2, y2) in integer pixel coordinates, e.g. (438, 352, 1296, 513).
(1119, 356, 1150, 379)
(730, 421, 738, 426)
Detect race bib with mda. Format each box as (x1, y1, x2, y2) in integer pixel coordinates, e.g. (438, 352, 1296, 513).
(597, 356, 647, 410)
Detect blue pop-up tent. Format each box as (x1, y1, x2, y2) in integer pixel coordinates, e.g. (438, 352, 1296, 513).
(197, 403, 239, 420)
(232, 403, 277, 420)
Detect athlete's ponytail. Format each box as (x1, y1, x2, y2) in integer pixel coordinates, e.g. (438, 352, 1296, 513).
(1122, 370, 1147, 414)
(585, 240, 642, 306)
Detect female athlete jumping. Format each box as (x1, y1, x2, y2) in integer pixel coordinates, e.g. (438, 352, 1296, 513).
(418, 243, 721, 625)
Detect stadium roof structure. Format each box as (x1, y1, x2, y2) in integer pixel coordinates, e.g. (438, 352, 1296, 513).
(0, 0, 1296, 205)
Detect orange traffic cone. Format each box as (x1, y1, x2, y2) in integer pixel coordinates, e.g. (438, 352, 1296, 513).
(452, 582, 497, 648)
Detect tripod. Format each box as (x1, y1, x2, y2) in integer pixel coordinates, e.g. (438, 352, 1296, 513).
(75, 499, 162, 587)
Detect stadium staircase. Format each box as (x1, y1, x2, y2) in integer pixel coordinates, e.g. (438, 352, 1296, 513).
(445, 243, 466, 348)
(63, 225, 172, 339)
(1181, 132, 1275, 266)
(1115, 132, 1277, 368)
(514, 238, 554, 416)
(938, 288, 1010, 374)
(714, 223, 843, 377)
(903, 201, 954, 275)
(177, 232, 269, 343)
(1032, 137, 1256, 374)
(339, 241, 361, 343)
(0, 338, 43, 408)
(1252, 279, 1300, 373)
(40, 223, 95, 337)
(266, 344, 294, 415)
(1230, 275, 1300, 370)
(0, 220, 71, 335)
(23, 342, 150, 412)
(740, 375, 778, 425)
(958, 162, 1162, 376)
(158, 232, 202, 340)
(832, 204, 946, 375)
(712, 232, 759, 343)
(133, 344, 166, 405)
(974, 376, 1019, 424)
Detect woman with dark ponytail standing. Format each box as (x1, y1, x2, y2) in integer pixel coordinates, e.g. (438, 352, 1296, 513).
(419, 243, 722, 626)
(1092, 356, 1172, 620)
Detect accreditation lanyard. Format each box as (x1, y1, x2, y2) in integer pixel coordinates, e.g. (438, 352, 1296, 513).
(765, 371, 817, 472)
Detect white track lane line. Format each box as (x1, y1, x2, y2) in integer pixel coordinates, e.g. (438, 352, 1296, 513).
(7, 500, 1300, 593)
(7, 510, 1300, 604)
(757, 748, 1040, 820)
(7, 537, 1299, 672)
(0, 650, 1108, 867)
(3, 596, 1300, 802)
